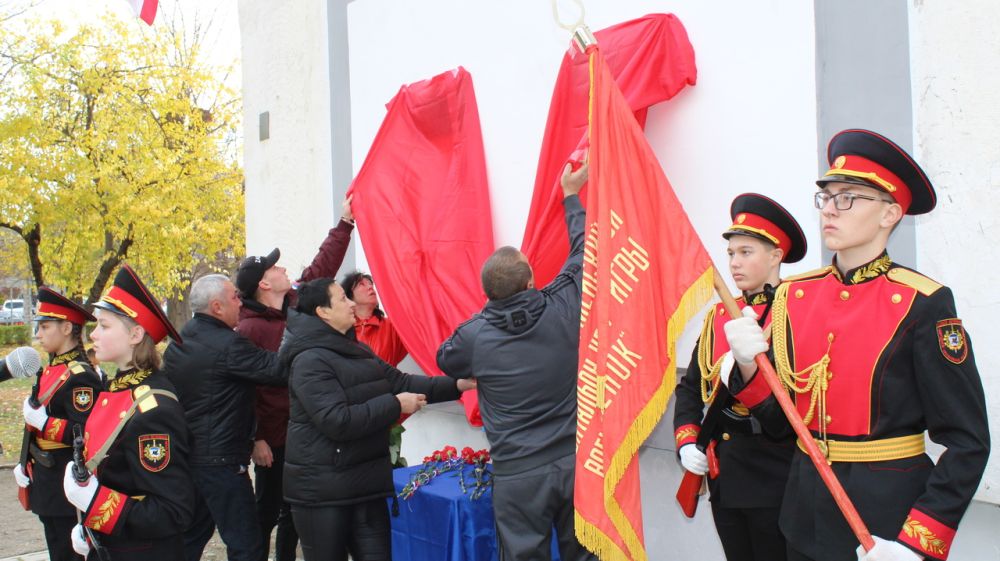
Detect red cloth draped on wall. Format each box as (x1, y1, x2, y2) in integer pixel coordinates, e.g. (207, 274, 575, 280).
(573, 47, 713, 561)
(350, 67, 493, 426)
(520, 14, 697, 288)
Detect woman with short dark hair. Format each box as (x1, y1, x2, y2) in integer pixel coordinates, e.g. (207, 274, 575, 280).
(281, 277, 475, 561)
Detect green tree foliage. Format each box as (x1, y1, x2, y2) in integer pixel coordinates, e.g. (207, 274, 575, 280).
(0, 11, 243, 305)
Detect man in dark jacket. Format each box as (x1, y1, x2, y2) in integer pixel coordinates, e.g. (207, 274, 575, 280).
(281, 278, 475, 560)
(437, 162, 596, 561)
(236, 197, 355, 561)
(163, 274, 287, 561)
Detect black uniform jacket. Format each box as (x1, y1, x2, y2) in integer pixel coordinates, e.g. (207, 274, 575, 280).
(733, 253, 990, 561)
(79, 368, 194, 556)
(29, 348, 103, 517)
(673, 291, 794, 509)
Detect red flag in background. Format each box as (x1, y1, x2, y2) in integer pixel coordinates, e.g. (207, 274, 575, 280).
(520, 14, 697, 288)
(350, 68, 494, 426)
(574, 47, 713, 561)
(125, 0, 158, 26)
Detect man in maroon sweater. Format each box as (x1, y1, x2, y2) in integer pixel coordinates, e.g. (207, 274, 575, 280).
(235, 196, 355, 561)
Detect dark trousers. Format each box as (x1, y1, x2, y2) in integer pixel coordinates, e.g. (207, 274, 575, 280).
(492, 454, 596, 561)
(786, 547, 815, 561)
(40, 514, 84, 561)
(291, 499, 390, 561)
(184, 464, 263, 561)
(710, 502, 786, 561)
(255, 446, 298, 561)
(103, 535, 185, 561)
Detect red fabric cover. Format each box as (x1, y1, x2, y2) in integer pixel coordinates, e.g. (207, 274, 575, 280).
(573, 46, 712, 560)
(520, 14, 697, 287)
(350, 67, 493, 426)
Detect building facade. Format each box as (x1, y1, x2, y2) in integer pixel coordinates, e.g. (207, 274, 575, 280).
(239, 2, 1000, 558)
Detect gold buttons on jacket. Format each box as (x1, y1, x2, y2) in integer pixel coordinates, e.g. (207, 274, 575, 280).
(840, 290, 850, 301)
(891, 294, 902, 304)
(795, 289, 804, 299)
(722, 433, 731, 441)
(825, 415, 833, 424)
(101, 398, 108, 407)
(119, 411, 126, 419)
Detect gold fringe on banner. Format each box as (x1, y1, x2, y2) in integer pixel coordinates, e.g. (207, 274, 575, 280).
(575, 266, 715, 561)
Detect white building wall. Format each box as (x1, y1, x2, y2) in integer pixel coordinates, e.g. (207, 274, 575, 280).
(239, 0, 1000, 558)
(239, 1, 337, 278)
(347, 2, 818, 560)
(908, 1, 1000, 556)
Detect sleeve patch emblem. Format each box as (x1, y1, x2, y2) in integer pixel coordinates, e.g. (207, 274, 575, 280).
(139, 434, 170, 472)
(936, 318, 968, 364)
(73, 387, 94, 412)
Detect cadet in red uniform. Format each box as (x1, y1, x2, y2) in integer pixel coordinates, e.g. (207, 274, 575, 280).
(673, 193, 806, 561)
(61, 264, 194, 560)
(725, 130, 990, 561)
(17, 288, 103, 561)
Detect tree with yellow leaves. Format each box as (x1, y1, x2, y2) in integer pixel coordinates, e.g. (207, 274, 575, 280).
(0, 10, 243, 310)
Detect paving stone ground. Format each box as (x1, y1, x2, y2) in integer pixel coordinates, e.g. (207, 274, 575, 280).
(0, 464, 292, 560)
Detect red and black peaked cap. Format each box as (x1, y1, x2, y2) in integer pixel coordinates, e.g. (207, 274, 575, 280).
(817, 128, 936, 215)
(723, 193, 807, 264)
(94, 264, 181, 344)
(35, 287, 96, 325)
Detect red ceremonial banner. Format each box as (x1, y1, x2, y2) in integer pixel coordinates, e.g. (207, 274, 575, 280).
(574, 47, 713, 561)
(520, 14, 697, 288)
(350, 67, 494, 426)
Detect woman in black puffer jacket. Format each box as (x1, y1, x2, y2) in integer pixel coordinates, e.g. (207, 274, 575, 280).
(279, 278, 475, 561)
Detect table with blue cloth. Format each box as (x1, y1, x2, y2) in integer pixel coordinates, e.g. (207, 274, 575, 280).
(390, 464, 560, 561)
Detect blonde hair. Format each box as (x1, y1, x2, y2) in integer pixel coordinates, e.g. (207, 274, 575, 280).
(119, 314, 162, 371)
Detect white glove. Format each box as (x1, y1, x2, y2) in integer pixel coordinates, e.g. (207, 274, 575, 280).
(719, 352, 736, 388)
(723, 307, 768, 366)
(13, 463, 30, 488)
(63, 462, 99, 512)
(679, 444, 708, 475)
(856, 536, 923, 561)
(23, 397, 48, 431)
(71, 524, 91, 557)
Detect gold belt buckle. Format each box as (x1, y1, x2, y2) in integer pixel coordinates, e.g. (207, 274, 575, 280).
(815, 439, 830, 461)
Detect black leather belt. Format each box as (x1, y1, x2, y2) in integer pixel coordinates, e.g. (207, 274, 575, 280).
(721, 410, 763, 436)
(29, 444, 56, 468)
(191, 455, 249, 466)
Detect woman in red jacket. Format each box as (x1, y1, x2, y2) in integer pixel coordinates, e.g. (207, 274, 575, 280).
(340, 271, 408, 367)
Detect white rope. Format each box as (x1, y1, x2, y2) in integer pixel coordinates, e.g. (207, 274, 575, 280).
(550, 0, 586, 32)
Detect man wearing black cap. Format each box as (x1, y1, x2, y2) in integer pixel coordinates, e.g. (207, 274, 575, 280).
(674, 193, 806, 561)
(236, 196, 355, 561)
(724, 130, 990, 561)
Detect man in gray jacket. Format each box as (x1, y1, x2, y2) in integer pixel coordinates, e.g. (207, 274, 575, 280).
(437, 162, 596, 561)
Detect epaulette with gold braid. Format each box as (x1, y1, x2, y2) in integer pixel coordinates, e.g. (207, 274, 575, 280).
(783, 266, 835, 283)
(886, 267, 943, 296)
(69, 361, 87, 375)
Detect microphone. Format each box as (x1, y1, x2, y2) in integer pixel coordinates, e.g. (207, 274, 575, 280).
(0, 346, 42, 382)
